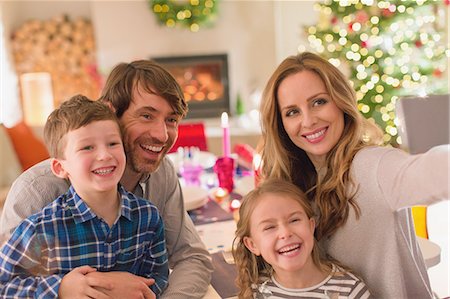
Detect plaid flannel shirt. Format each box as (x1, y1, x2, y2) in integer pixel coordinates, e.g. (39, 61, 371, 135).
(0, 185, 168, 298)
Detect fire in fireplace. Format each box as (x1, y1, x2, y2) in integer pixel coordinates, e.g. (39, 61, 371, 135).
(152, 54, 230, 119)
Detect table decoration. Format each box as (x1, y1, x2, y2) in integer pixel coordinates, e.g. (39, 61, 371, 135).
(229, 198, 241, 222)
(179, 163, 203, 186)
(167, 149, 216, 172)
(213, 156, 234, 193)
(221, 112, 231, 157)
(211, 187, 229, 203)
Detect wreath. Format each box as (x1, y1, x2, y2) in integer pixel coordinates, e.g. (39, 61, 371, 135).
(150, 0, 218, 32)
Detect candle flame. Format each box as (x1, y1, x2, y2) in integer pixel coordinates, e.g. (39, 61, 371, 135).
(230, 199, 241, 209)
(215, 187, 228, 197)
(221, 112, 229, 127)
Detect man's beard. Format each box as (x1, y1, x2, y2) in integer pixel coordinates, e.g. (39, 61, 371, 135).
(125, 142, 163, 174)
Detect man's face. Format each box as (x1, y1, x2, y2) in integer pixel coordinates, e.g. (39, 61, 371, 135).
(119, 86, 182, 174)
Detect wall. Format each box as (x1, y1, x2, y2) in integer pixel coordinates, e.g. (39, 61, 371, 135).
(2, 1, 317, 115)
(0, 0, 315, 184)
(91, 0, 278, 114)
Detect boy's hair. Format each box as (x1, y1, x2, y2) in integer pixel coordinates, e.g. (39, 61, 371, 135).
(98, 60, 188, 119)
(232, 179, 333, 299)
(44, 94, 121, 158)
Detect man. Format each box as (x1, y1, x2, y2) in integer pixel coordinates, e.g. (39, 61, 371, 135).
(0, 60, 213, 299)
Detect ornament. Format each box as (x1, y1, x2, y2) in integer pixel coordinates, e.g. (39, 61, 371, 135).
(331, 16, 338, 25)
(381, 8, 394, 17)
(348, 22, 354, 32)
(433, 69, 443, 77)
(355, 11, 369, 23)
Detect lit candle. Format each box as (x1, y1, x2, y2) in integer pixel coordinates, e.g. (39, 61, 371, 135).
(221, 112, 231, 157)
(230, 198, 241, 223)
(229, 198, 241, 211)
(214, 187, 229, 203)
(253, 154, 262, 187)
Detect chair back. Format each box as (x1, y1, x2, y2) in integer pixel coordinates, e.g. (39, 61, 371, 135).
(396, 94, 449, 154)
(395, 94, 449, 240)
(4, 121, 49, 171)
(169, 122, 208, 153)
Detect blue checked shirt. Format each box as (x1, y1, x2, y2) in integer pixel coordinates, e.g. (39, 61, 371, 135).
(0, 185, 168, 298)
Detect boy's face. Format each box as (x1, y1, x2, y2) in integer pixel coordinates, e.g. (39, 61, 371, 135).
(119, 85, 182, 174)
(243, 193, 316, 278)
(52, 120, 126, 198)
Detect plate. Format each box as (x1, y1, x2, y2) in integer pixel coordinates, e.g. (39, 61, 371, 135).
(182, 186, 209, 211)
(234, 176, 255, 196)
(168, 151, 217, 171)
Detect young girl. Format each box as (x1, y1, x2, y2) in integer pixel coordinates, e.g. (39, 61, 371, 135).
(232, 179, 371, 299)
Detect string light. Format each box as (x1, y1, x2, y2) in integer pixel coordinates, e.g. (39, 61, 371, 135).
(303, 0, 449, 146)
(150, 0, 217, 31)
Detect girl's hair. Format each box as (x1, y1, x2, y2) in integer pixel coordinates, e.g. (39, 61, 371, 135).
(44, 94, 121, 159)
(260, 52, 382, 240)
(232, 179, 333, 299)
(99, 60, 188, 119)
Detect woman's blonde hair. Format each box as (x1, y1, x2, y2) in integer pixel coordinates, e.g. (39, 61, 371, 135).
(260, 52, 382, 240)
(232, 179, 332, 299)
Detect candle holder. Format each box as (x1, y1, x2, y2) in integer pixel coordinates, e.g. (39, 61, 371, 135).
(212, 187, 229, 203)
(213, 156, 235, 193)
(179, 163, 203, 186)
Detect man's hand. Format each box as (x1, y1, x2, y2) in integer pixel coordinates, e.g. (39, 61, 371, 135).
(87, 271, 156, 299)
(59, 266, 113, 299)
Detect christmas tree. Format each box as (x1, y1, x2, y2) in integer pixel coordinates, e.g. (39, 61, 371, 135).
(305, 0, 449, 146)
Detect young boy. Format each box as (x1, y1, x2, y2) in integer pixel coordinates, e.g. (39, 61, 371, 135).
(0, 95, 168, 298)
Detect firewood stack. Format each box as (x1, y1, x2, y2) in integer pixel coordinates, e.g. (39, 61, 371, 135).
(11, 14, 102, 107)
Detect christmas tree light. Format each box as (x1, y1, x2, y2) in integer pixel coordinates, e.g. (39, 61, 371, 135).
(305, 0, 449, 146)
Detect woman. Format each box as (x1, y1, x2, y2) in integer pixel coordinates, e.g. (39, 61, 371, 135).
(259, 51, 449, 298)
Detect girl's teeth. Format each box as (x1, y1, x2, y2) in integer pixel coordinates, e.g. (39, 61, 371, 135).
(278, 244, 300, 254)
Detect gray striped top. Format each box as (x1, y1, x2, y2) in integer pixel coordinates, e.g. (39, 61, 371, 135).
(252, 264, 371, 299)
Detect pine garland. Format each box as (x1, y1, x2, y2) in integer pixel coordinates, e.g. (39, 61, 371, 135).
(150, 0, 218, 32)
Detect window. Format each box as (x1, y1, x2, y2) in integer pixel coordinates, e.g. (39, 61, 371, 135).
(0, 4, 22, 127)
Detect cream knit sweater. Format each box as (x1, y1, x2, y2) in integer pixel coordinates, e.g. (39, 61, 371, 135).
(323, 145, 449, 298)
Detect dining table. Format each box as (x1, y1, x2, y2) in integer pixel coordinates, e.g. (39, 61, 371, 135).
(186, 192, 241, 299)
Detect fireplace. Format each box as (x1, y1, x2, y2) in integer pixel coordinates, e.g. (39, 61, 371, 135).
(152, 54, 230, 119)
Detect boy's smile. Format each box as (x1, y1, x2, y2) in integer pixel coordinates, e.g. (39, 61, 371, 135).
(53, 120, 125, 201)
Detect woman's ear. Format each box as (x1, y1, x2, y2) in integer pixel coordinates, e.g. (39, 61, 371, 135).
(243, 236, 261, 256)
(50, 158, 68, 179)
